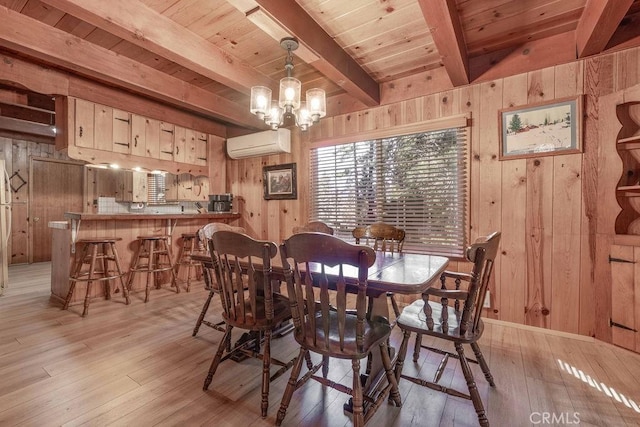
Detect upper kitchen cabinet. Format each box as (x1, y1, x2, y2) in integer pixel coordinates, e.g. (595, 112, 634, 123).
(57, 97, 211, 176)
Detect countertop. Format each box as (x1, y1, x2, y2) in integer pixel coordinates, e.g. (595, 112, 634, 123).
(63, 212, 241, 221)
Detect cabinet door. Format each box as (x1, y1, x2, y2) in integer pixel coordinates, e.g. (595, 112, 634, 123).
(195, 133, 208, 166)
(611, 244, 640, 353)
(159, 121, 175, 161)
(112, 108, 132, 153)
(192, 175, 209, 202)
(74, 99, 95, 148)
(115, 171, 148, 202)
(174, 126, 187, 163)
(145, 118, 160, 159)
(94, 103, 114, 152)
(164, 173, 178, 201)
(130, 171, 148, 202)
(177, 173, 192, 201)
(185, 128, 198, 165)
(131, 114, 147, 157)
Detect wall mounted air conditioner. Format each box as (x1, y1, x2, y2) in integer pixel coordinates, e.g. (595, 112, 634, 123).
(226, 128, 291, 159)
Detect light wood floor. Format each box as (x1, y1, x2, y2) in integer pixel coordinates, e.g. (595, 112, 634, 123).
(1, 263, 640, 426)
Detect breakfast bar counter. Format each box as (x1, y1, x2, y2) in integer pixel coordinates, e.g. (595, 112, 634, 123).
(50, 212, 241, 305)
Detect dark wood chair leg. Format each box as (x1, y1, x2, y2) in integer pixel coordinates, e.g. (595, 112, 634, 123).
(351, 358, 364, 427)
(261, 330, 272, 418)
(456, 342, 489, 427)
(203, 324, 233, 390)
(471, 342, 495, 387)
(413, 332, 423, 362)
(192, 289, 215, 336)
(276, 347, 307, 426)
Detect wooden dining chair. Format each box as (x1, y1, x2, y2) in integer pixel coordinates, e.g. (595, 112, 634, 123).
(352, 222, 406, 318)
(394, 231, 501, 427)
(202, 230, 295, 418)
(292, 220, 334, 235)
(192, 223, 247, 337)
(352, 222, 405, 254)
(276, 232, 402, 427)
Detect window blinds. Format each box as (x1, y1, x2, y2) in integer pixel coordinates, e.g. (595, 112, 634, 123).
(309, 127, 467, 257)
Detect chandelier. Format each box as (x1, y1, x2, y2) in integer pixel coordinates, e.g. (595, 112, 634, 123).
(250, 37, 326, 131)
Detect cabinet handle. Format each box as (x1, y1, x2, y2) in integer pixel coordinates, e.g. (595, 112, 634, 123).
(79, 126, 83, 137)
(176, 146, 179, 155)
(114, 142, 130, 147)
(161, 128, 174, 134)
(115, 117, 131, 124)
(161, 150, 173, 155)
(198, 137, 207, 142)
(134, 135, 138, 147)
(197, 157, 207, 161)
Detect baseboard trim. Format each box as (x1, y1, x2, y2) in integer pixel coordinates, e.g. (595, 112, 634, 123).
(483, 318, 595, 342)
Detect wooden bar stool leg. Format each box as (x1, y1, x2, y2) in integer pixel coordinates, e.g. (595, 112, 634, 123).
(63, 243, 90, 311)
(184, 237, 194, 292)
(145, 239, 154, 303)
(163, 237, 180, 293)
(101, 243, 111, 301)
(126, 239, 144, 292)
(110, 242, 130, 305)
(82, 243, 99, 317)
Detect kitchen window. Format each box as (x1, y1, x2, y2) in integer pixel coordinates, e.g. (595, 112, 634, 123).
(309, 118, 468, 257)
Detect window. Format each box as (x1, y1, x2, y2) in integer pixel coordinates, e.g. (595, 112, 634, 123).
(309, 122, 468, 257)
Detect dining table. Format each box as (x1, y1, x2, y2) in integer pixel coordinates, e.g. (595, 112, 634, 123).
(192, 248, 449, 414)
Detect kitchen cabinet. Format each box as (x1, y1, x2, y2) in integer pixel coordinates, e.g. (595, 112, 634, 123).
(174, 126, 187, 163)
(74, 98, 95, 148)
(195, 133, 208, 166)
(62, 97, 210, 176)
(130, 114, 147, 157)
(159, 121, 175, 161)
(112, 108, 132, 154)
(116, 171, 148, 203)
(165, 173, 209, 202)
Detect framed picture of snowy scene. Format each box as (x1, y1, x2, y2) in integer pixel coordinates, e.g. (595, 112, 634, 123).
(499, 96, 582, 160)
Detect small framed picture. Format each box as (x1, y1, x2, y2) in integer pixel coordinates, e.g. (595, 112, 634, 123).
(263, 163, 297, 200)
(499, 96, 583, 160)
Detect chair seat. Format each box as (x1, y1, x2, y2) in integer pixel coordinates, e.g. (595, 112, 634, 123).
(297, 311, 392, 359)
(224, 293, 291, 329)
(396, 299, 484, 344)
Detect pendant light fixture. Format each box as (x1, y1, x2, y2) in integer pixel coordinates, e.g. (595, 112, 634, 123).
(250, 37, 326, 131)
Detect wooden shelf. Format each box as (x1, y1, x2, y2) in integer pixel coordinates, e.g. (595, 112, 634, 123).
(617, 134, 640, 144)
(614, 234, 640, 246)
(617, 185, 640, 194)
(618, 140, 640, 150)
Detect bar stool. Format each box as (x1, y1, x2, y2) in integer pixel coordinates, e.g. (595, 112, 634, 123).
(63, 237, 130, 317)
(127, 235, 179, 302)
(175, 232, 204, 292)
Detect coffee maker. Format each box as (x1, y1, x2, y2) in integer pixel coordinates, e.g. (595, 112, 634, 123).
(208, 194, 233, 212)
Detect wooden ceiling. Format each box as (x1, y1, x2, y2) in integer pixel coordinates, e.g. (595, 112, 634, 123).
(1, 0, 640, 132)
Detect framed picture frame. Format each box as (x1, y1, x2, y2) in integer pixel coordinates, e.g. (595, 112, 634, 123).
(263, 163, 297, 200)
(499, 96, 583, 160)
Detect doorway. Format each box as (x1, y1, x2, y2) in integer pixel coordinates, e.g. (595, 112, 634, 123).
(29, 158, 84, 262)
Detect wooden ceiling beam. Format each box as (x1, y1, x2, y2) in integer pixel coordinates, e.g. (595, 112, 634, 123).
(470, 32, 577, 84)
(417, 0, 469, 86)
(40, 0, 274, 93)
(228, 0, 380, 107)
(576, 0, 634, 58)
(0, 6, 263, 129)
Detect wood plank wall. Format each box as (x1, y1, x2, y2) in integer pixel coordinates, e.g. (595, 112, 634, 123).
(0, 137, 73, 265)
(227, 46, 640, 342)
